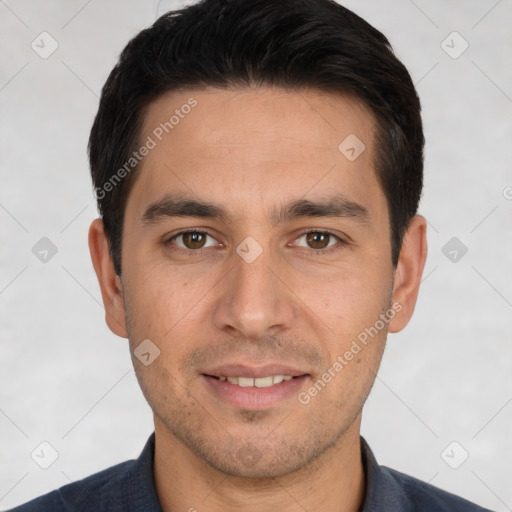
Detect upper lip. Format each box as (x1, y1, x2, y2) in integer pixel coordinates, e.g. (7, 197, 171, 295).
(203, 363, 309, 379)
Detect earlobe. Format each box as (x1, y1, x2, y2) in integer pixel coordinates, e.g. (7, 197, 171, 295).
(388, 215, 428, 333)
(88, 219, 128, 338)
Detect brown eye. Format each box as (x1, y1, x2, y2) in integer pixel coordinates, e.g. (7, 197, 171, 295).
(183, 232, 206, 249)
(305, 232, 331, 249)
(169, 231, 217, 251)
(294, 231, 341, 251)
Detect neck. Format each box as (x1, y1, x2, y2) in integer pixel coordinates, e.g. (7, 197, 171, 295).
(153, 416, 365, 512)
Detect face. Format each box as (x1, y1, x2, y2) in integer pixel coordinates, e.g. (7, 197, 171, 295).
(91, 87, 425, 479)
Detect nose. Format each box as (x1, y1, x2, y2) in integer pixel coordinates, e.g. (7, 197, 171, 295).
(212, 245, 296, 341)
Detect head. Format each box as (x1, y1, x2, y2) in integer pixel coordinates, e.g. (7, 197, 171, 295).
(89, 0, 427, 479)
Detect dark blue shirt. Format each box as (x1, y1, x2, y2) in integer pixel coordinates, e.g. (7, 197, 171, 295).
(9, 434, 493, 511)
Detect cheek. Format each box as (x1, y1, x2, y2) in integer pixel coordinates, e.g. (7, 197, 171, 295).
(124, 262, 215, 342)
(313, 263, 392, 328)
(309, 282, 392, 391)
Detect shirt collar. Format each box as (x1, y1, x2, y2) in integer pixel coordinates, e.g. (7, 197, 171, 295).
(359, 436, 410, 511)
(135, 433, 397, 511)
(123, 433, 162, 511)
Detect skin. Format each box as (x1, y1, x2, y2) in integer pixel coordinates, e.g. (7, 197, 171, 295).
(89, 87, 427, 512)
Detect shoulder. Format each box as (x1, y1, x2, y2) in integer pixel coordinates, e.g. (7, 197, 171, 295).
(8, 434, 160, 512)
(360, 437, 494, 512)
(8, 459, 137, 512)
(378, 465, 494, 512)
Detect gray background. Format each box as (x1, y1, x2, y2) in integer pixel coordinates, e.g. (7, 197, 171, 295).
(1, 0, 511, 510)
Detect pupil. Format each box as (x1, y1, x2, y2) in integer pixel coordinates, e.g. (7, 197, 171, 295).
(186, 232, 205, 248)
(307, 232, 328, 249)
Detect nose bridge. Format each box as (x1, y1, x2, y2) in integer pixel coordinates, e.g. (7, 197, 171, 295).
(213, 238, 294, 339)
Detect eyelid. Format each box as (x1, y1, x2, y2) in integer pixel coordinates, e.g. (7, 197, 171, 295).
(292, 229, 346, 253)
(165, 228, 220, 250)
(164, 228, 347, 254)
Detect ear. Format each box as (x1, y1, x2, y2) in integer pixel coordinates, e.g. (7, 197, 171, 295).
(388, 215, 428, 333)
(88, 218, 128, 338)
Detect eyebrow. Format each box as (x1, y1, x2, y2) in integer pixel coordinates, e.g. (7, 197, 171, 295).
(141, 193, 370, 226)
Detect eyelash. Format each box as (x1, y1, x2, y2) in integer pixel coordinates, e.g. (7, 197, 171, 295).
(164, 228, 346, 256)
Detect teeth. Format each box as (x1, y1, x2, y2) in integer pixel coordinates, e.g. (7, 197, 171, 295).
(255, 376, 273, 388)
(217, 375, 295, 387)
(239, 377, 254, 387)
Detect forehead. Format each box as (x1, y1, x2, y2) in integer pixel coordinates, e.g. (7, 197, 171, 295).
(126, 86, 385, 223)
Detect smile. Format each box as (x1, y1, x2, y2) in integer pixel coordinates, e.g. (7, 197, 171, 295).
(211, 375, 294, 387)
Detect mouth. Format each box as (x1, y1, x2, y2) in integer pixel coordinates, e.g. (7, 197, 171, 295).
(201, 364, 310, 409)
(205, 374, 296, 388)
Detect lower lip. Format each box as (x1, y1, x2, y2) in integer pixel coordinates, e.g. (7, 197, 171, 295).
(202, 375, 309, 409)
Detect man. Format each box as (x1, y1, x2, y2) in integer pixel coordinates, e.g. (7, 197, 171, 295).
(11, 0, 493, 510)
